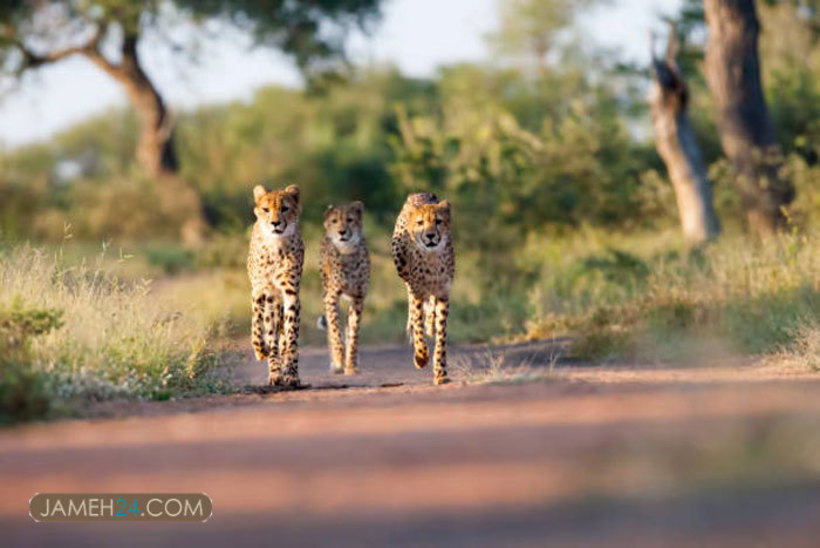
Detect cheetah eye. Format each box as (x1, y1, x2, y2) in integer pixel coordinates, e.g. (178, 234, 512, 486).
(416, 220, 423, 226)
(262, 207, 270, 213)
(281, 206, 289, 213)
(435, 219, 442, 225)
(331, 219, 338, 224)
(347, 217, 354, 223)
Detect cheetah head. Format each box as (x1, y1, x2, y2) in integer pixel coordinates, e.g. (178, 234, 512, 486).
(253, 184, 301, 237)
(409, 199, 451, 251)
(324, 201, 364, 254)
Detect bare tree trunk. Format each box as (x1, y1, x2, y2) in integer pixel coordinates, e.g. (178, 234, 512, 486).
(703, 0, 794, 236)
(87, 36, 205, 246)
(87, 35, 177, 177)
(649, 25, 720, 245)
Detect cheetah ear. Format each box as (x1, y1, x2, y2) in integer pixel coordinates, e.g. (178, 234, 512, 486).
(324, 204, 335, 221)
(437, 200, 451, 221)
(283, 184, 300, 207)
(351, 200, 364, 219)
(252, 185, 266, 203)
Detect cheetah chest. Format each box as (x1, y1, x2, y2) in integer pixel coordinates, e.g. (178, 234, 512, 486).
(326, 248, 369, 299)
(404, 244, 453, 296)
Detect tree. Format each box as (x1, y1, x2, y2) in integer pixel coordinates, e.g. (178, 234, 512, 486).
(488, 0, 597, 75)
(703, 0, 795, 236)
(649, 23, 720, 245)
(0, 1, 383, 177)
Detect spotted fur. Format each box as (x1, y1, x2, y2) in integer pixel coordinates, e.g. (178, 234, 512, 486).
(247, 183, 305, 388)
(319, 201, 370, 374)
(391, 193, 455, 385)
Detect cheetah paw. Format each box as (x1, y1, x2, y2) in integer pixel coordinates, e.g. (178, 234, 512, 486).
(434, 375, 451, 386)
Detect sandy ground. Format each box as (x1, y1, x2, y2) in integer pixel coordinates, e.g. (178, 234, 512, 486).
(1, 339, 819, 547)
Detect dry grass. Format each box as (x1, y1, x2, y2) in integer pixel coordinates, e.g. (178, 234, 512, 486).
(772, 324, 820, 372)
(452, 345, 563, 384)
(524, 228, 820, 362)
(0, 244, 226, 421)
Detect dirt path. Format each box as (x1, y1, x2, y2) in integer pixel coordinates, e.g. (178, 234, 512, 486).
(1, 341, 819, 546)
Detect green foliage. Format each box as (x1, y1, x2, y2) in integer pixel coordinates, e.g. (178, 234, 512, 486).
(1, 1, 383, 86)
(0, 299, 64, 424)
(145, 245, 195, 275)
(389, 62, 658, 291)
(488, 0, 599, 72)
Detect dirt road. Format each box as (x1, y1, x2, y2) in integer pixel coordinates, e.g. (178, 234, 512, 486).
(1, 341, 819, 546)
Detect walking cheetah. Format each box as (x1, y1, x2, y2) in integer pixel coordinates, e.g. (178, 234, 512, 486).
(247, 183, 305, 388)
(391, 193, 455, 385)
(319, 201, 370, 374)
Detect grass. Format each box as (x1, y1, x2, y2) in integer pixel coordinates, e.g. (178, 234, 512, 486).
(772, 324, 820, 372)
(523, 227, 820, 363)
(0, 244, 227, 424)
(2, 221, 815, 424)
(452, 345, 563, 384)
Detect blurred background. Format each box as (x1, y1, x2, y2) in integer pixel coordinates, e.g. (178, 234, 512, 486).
(0, 0, 817, 414)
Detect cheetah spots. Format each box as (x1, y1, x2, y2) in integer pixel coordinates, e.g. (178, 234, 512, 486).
(414, 347, 429, 369)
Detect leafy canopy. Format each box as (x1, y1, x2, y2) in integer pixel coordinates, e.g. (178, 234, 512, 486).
(0, 0, 383, 83)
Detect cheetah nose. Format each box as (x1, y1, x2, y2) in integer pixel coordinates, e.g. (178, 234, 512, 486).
(272, 220, 284, 228)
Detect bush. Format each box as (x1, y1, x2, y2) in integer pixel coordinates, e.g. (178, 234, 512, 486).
(0, 300, 64, 424)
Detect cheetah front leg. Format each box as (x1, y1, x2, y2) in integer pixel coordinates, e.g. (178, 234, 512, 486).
(324, 290, 345, 374)
(251, 294, 268, 361)
(266, 295, 282, 386)
(405, 286, 414, 343)
(432, 297, 450, 385)
(278, 288, 302, 388)
(409, 290, 429, 370)
(344, 297, 364, 374)
(424, 295, 436, 338)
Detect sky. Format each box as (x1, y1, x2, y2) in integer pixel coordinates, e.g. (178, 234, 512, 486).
(0, 0, 681, 148)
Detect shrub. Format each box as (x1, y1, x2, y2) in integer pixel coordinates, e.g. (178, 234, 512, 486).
(0, 300, 64, 424)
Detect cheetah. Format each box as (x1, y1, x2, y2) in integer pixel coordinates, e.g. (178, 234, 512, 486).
(247, 183, 305, 388)
(391, 193, 455, 385)
(318, 201, 370, 375)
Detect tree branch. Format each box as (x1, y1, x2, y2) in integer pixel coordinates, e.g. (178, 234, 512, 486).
(12, 26, 104, 72)
(665, 20, 680, 64)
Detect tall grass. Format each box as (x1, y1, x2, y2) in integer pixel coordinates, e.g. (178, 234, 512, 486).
(0, 244, 223, 422)
(524, 228, 820, 362)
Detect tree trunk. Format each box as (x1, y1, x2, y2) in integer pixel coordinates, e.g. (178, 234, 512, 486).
(703, 0, 794, 236)
(84, 35, 205, 247)
(649, 26, 720, 245)
(87, 35, 178, 177)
